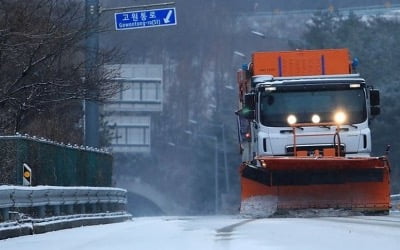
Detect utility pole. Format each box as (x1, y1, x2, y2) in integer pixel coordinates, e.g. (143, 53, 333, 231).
(84, 0, 100, 147)
(84, 1, 175, 147)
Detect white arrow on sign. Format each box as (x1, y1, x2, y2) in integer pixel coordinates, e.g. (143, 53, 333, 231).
(163, 10, 173, 23)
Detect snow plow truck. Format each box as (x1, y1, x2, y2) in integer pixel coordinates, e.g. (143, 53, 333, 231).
(236, 48, 390, 216)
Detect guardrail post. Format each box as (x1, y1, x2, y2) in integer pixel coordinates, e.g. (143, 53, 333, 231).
(101, 203, 108, 212)
(1, 208, 9, 221)
(79, 204, 86, 214)
(120, 201, 127, 212)
(53, 205, 61, 216)
(91, 203, 97, 213)
(108, 203, 114, 212)
(38, 206, 46, 218)
(66, 204, 74, 214)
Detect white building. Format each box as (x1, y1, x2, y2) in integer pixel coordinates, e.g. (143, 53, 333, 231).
(103, 64, 163, 153)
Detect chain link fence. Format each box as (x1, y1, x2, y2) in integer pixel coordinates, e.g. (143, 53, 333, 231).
(0, 135, 112, 186)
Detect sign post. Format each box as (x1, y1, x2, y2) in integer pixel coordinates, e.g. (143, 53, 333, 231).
(115, 7, 177, 30)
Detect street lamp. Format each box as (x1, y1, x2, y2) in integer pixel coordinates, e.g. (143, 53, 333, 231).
(184, 130, 193, 135)
(225, 85, 235, 90)
(251, 30, 266, 38)
(233, 50, 246, 58)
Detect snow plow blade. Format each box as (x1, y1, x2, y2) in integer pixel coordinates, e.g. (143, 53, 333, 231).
(240, 156, 391, 216)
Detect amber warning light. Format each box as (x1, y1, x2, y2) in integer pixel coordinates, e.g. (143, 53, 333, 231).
(23, 163, 32, 186)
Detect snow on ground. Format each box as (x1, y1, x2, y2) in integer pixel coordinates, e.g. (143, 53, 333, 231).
(240, 195, 277, 217)
(0, 214, 399, 250)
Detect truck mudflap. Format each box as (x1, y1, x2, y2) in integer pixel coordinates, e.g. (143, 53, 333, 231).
(239, 156, 391, 216)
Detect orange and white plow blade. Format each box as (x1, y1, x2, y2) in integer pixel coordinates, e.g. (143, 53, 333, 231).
(240, 157, 391, 216)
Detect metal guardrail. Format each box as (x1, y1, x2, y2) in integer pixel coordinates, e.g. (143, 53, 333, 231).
(0, 186, 128, 222)
(391, 194, 400, 211)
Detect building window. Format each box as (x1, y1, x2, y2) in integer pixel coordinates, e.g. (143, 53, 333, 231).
(111, 125, 150, 146)
(142, 82, 159, 101)
(116, 80, 161, 102)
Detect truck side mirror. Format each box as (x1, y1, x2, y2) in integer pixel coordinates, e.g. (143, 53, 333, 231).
(244, 93, 256, 110)
(371, 106, 380, 116)
(370, 89, 380, 106)
(369, 89, 380, 117)
(238, 93, 256, 120)
(237, 108, 255, 120)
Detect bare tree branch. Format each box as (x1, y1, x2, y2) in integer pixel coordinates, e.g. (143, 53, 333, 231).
(0, 0, 120, 140)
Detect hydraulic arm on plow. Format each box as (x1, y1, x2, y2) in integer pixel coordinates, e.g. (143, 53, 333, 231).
(236, 49, 390, 216)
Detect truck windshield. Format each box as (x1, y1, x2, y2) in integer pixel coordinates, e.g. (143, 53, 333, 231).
(260, 88, 367, 127)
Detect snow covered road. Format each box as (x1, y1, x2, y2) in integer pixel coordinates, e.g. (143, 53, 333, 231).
(1, 214, 399, 250)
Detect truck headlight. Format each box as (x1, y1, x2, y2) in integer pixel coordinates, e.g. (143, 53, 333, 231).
(334, 111, 347, 124)
(311, 114, 321, 124)
(287, 114, 297, 125)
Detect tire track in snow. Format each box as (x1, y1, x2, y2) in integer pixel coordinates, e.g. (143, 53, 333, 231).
(214, 219, 256, 241)
(314, 215, 400, 228)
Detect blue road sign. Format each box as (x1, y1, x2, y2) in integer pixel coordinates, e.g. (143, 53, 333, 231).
(115, 7, 177, 30)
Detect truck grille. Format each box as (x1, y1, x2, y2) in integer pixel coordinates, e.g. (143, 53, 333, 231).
(286, 144, 345, 156)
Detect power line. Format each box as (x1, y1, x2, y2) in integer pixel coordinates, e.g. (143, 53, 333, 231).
(243, 4, 400, 18)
